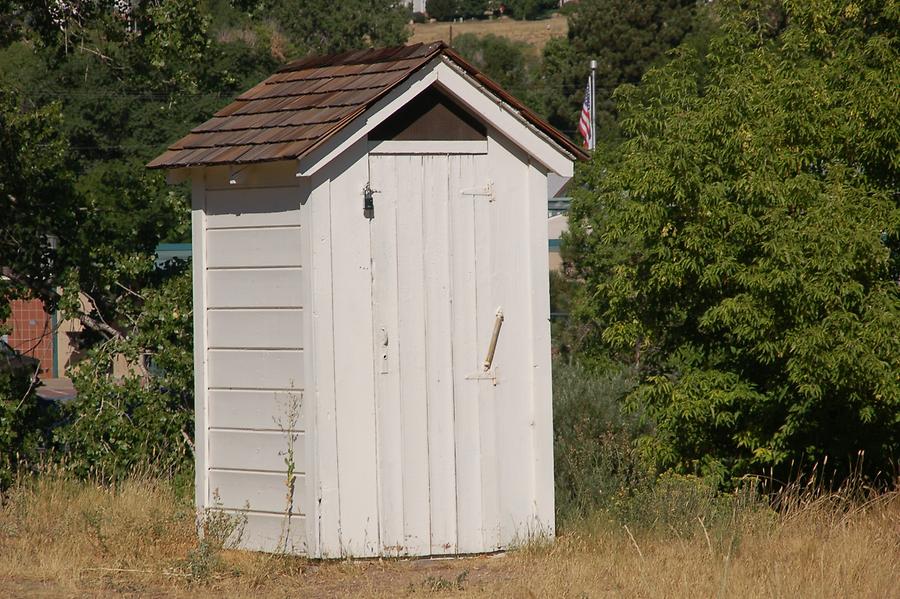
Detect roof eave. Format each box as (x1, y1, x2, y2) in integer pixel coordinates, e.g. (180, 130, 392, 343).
(440, 47, 590, 163)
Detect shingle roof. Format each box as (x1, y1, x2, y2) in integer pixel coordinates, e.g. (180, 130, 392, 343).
(147, 42, 587, 169)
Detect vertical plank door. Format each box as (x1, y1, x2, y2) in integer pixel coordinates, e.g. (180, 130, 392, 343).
(368, 151, 501, 555)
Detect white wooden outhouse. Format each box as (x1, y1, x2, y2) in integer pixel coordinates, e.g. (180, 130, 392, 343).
(149, 42, 586, 557)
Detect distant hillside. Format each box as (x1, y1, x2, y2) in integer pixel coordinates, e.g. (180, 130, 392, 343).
(409, 14, 568, 53)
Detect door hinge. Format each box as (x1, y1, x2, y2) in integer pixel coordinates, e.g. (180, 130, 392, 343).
(461, 181, 494, 202)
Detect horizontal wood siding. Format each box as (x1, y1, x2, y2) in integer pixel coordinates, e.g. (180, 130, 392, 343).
(208, 430, 306, 472)
(207, 309, 303, 349)
(202, 180, 309, 554)
(205, 186, 302, 229)
(208, 389, 305, 430)
(206, 269, 303, 309)
(207, 228, 303, 268)
(207, 349, 304, 389)
(223, 511, 306, 554)
(209, 471, 305, 514)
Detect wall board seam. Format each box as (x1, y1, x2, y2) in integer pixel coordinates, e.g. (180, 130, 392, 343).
(208, 428, 306, 435)
(208, 347, 304, 352)
(207, 307, 304, 311)
(208, 427, 305, 433)
(207, 386, 303, 392)
(208, 467, 306, 476)
(226, 509, 309, 517)
(218, 508, 308, 518)
(206, 224, 301, 230)
(325, 175, 343, 555)
(208, 387, 306, 392)
(206, 184, 302, 191)
(206, 309, 304, 313)
(205, 266, 304, 271)
(206, 224, 301, 231)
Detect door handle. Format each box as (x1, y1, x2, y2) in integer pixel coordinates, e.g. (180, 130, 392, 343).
(482, 308, 503, 371)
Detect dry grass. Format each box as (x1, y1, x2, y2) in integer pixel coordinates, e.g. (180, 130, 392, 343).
(409, 15, 568, 53)
(1, 475, 898, 598)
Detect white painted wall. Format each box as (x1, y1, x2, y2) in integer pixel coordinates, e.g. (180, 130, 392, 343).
(194, 163, 308, 554)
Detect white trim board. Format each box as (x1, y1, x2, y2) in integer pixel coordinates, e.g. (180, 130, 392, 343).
(434, 61, 573, 176)
(367, 140, 487, 154)
(191, 171, 208, 511)
(297, 59, 573, 178)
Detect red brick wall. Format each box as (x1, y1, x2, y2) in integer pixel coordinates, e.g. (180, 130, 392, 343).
(5, 298, 53, 377)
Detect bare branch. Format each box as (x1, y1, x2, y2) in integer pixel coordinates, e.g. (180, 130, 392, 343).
(15, 359, 41, 410)
(115, 281, 145, 301)
(77, 311, 124, 340)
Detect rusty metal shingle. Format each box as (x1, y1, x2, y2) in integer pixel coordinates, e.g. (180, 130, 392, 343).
(147, 42, 587, 170)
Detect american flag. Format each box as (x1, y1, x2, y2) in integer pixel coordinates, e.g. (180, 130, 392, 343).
(577, 77, 592, 149)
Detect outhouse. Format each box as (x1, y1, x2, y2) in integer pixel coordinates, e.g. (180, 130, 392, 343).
(148, 42, 586, 557)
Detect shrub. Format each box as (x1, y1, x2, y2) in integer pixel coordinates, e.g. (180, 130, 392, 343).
(504, 0, 555, 20)
(451, 32, 539, 107)
(550, 270, 605, 362)
(566, 0, 900, 483)
(457, 0, 487, 19)
(53, 268, 194, 481)
(427, 0, 459, 21)
(552, 359, 648, 526)
(0, 359, 57, 489)
(427, 0, 486, 21)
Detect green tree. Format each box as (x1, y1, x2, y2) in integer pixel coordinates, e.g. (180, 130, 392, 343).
(55, 266, 194, 480)
(0, 91, 73, 486)
(0, 2, 266, 481)
(504, 0, 556, 21)
(0, 91, 79, 312)
(458, 0, 488, 19)
(539, 0, 701, 144)
(264, 0, 409, 55)
(0, 85, 195, 483)
(0, 1, 258, 336)
(451, 33, 539, 107)
(566, 0, 900, 482)
(1, 0, 416, 482)
(537, 36, 584, 141)
(427, 0, 456, 21)
(427, 0, 488, 21)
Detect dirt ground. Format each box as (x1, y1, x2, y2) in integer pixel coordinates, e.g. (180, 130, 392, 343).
(2, 553, 514, 598)
(410, 15, 568, 53)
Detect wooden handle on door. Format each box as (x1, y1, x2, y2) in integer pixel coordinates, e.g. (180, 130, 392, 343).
(482, 308, 504, 371)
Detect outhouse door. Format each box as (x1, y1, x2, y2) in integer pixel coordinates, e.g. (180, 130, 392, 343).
(367, 151, 509, 555)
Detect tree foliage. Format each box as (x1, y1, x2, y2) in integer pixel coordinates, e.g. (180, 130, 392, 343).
(55, 267, 194, 479)
(427, 0, 488, 21)
(451, 32, 539, 107)
(566, 0, 900, 482)
(262, 0, 409, 55)
(0, 91, 79, 310)
(0, 0, 411, 484)
(504, 0, 557, 21)
(539, 0, 702, 144)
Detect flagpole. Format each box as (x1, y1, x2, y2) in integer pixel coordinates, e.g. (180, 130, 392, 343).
(589, 59, 597, 151)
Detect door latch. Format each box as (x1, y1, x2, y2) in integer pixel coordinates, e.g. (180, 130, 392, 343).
(363, 182, 379, 219)
(379, 326, 388, 374)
